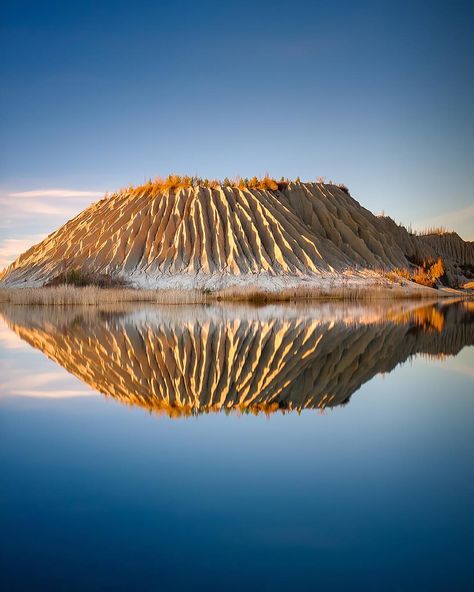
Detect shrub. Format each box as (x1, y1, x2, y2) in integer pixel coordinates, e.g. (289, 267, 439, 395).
(46, 269, 130, 289)
(391, 258, 445, 288)
(257, 176, 279, 191)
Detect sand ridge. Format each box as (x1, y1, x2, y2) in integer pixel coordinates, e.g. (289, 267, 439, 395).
(1, 183, 473, 289)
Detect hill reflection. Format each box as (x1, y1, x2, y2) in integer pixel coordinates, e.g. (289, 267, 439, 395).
(1, 301, 473, 417)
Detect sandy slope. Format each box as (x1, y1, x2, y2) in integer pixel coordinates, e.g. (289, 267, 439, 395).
(1, 301, 472, 416)
(1, 183, 473, 289)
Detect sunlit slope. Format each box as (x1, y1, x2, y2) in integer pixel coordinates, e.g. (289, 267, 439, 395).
(2, 303, 472, 416)
(1, 182, 473, 288)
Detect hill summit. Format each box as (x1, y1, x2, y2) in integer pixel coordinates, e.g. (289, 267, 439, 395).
(1, 178, 473, 291)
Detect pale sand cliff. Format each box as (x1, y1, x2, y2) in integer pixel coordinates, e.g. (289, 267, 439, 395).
(2, 301, 472, 416)
(1, 182, 473, 292)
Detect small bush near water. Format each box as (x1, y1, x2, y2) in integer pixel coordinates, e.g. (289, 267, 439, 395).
(45, 269, 129, 289)
(390, 258, 445, 288)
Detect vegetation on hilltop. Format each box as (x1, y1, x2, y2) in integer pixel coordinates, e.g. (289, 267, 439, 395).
(409, 226, 449, 237)
(110, 175, 350, 199)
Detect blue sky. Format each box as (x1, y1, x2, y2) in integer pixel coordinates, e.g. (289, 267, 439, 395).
(1, 0, 473, 267)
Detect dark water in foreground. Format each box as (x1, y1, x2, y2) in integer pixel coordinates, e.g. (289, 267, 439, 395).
(0, 301, 473, 592)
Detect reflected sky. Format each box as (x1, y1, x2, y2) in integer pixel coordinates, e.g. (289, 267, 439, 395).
(0, 301, 473, 591)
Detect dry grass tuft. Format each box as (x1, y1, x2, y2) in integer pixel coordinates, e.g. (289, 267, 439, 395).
(388, 258, 445, 288)
(211, 284, 438, 303)
(0, 286, 206, 306)
(109, 175, 349, 200)
(0, 281, 446, 306)
(336, 183, 350, 194)
(411, 226, 450, 237)
(46, 269, 129, 289)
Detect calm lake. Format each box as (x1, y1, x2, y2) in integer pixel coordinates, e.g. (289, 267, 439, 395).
(0, 300, 473, 591)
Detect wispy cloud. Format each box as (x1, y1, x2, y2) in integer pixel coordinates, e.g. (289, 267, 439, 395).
(0, 318, 99, 399)
(0, 236, 44, 269)
(0, 320, 30, 350)
(0, 187, 103, 219)
(10, 188, 103, 199)
(10, 388, 97, 398)
(415, 203, 474, 240)
(440, 354, 474, 380)
(1, 370, 97, 398)
(1, 198, 80, 217)
(0, 187, 104, 268)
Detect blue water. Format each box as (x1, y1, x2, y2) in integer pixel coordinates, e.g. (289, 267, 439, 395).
(0, 303, 473, 591)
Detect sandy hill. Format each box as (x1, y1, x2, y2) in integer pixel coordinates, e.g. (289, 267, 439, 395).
(1, 181, 473, 290)
(1, 302, 472, 417)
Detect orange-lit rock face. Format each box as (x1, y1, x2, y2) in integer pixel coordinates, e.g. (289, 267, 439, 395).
(1, 302, 472, 418)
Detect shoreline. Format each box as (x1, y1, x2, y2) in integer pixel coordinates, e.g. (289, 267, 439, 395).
(0, 282, 471, 306)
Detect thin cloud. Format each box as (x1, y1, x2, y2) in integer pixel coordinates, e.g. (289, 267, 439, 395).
(416, 203, 474, 240)
(10, 389, 97, 398)
(0, 365, 98, 398)
(441, 358, 474, 380)
(0, 188, 102, 267)
(0, 196, 85, 218)
(0, 187, 102, 225)
(10, 188, 103, 198)
(0, 321, 29, 350)
(1, 372, 97, 398)
(0, 236, 44, 269)
(18, 200, 77, 216)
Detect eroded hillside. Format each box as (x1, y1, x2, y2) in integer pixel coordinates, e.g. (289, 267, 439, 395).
(1, 182, 472, 290)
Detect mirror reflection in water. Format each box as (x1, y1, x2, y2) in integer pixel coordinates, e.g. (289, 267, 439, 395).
(1, 300, 472, 416)
(0, 300, 473, 592)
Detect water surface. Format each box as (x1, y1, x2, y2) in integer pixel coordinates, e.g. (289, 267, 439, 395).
(1, 300, 473, 591)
